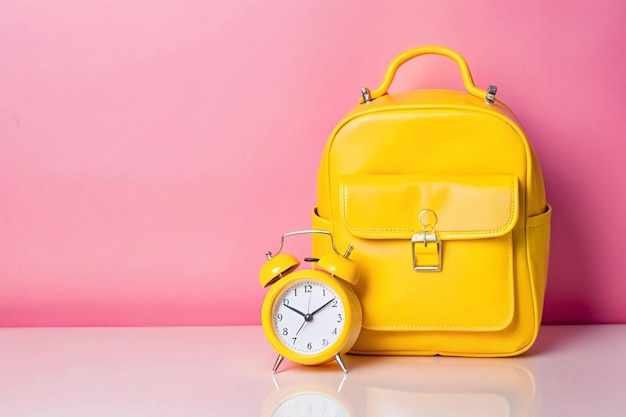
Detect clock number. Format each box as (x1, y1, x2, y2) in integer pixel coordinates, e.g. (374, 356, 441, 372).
(282, 328, 288, 335)
(322, 339, 329, 347)
(291, 337, 297, 345)
(337, 314, 343, 323)
(332, 299, 338, 307)
(332, 328, 338, 335)
(307, 342, 312, 350)
(283, 299, 290, 306)
(276, 313, 283, 322)
(295, 285, 313, 297)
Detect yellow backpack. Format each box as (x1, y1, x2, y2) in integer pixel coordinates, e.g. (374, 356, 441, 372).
(312, 46, 551, 356)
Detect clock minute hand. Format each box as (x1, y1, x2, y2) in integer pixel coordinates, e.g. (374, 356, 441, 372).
(310, 297, 336, 317)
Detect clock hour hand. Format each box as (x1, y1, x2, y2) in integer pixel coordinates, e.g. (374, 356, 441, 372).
(283, 303, 307, 318)
(310, 297, 336, 316)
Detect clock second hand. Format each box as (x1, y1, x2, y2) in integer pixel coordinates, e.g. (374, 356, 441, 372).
(295, 319, 307, 335)
(297, 291, 314, 336)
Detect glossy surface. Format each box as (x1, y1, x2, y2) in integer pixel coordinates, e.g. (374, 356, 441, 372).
(1, 325, 624, 416)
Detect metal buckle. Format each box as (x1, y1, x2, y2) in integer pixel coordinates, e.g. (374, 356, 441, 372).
(411, 209, 442, 272)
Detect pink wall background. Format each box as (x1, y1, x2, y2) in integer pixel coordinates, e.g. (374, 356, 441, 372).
(1, 1, 625, 326)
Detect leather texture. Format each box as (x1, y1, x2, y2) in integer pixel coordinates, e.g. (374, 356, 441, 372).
(312, 46, 551, 357)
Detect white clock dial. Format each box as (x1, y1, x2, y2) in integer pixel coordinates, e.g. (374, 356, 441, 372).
(272, 280, 346, 355)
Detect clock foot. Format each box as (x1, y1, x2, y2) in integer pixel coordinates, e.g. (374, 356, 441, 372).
(272, 354, 284, 374)
(335, 354, 348, 373)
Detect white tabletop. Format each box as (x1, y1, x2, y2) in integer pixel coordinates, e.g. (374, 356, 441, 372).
(1, 324, 624, 416)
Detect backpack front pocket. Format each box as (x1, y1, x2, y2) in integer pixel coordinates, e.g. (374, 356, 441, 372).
(335, 174, 520, 332)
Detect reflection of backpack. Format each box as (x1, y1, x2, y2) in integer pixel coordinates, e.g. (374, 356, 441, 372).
(312, 46, 551, 356)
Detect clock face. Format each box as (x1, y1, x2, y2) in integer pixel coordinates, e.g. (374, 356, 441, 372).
(272, 279, 346, 355)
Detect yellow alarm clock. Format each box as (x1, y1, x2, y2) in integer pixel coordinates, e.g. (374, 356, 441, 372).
(260, 230, 362, 373)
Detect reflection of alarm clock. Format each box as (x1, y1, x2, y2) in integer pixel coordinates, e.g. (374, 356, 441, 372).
(260, 230, 362, 373)
(270, 392, 349, 417)
(260, 376, 353, 417)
